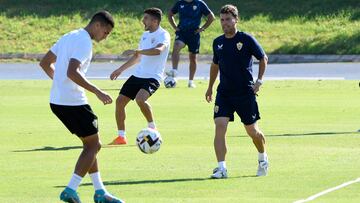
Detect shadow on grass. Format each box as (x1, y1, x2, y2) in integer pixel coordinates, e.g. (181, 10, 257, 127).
(12, 144, 135, 152)
(0, 0, 359, 21)
(229, 131, 359, 137)
(54, 175, 257, 188)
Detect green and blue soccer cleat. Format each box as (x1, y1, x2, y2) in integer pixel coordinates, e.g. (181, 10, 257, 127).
(60, 187, 81, 203)
(94, 189, 124, 203)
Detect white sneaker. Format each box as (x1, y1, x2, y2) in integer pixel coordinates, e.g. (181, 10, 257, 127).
(166, 69, 178, 77)
(188, 82, 196, 88)
(211, 167, 228, 179)
(256, 159, 269, 176)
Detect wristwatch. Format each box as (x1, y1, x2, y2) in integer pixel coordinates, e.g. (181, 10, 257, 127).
(256, 79, 263, 85)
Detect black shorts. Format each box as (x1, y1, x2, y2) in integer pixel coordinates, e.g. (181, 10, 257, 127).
(120, 75, 160, 100)
(50, 103, 98, 137)
(214, 94, 260, 125)
(175, 30, 200, 54)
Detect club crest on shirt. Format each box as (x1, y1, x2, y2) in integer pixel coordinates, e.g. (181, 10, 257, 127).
(193, 5, 197, 10)
(142, 37, 146, 41)
(92, 119, 98, 129)
(217, 44, 223, 50)
(151, 38, 155, 44)
(236, 42, 243, 51)
(180, 5, 184, 9)
(214, 105, 219, 113)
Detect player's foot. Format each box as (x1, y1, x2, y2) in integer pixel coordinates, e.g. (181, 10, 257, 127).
(108, 136, 127, 145)
(60, 187, 81, 203)
(210, 167, 228, 179)
(188, 82, 196, 88)
(256, 159, 269, 176)
(166, 69, 178, 77)
(94, 189, 125, 203)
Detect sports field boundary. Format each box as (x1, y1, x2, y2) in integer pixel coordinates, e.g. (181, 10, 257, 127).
(1, 53, 360, 63)
(293, 177, 360, 203)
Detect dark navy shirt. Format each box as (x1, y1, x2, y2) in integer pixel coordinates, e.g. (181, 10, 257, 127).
(213, 31, 265, 96)
(171, 0, 212, 31)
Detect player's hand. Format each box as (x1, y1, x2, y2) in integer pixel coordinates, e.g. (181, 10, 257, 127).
(205, 88, 213, 103)
(252, 80, 262, 94)
(122, 49, 137, 56)
(95, 89, 113, 105)
(110, 68, 122, 80)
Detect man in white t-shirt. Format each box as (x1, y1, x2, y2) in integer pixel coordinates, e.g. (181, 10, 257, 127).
(39, 11, 124, 203)
(109, 8, 170, 145)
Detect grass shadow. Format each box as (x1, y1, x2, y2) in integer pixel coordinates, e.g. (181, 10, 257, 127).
(13, 144, 135, 152)
(229, 131, 359, 137)
(54, 175, 257, 188)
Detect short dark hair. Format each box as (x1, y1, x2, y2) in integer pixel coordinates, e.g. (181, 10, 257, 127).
(144, 7, 162, 23)
(220, 4, 239, 19)
(89, 10, 115, 28)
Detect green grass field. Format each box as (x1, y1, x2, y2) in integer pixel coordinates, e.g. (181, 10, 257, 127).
(0, 80, 359, 202)
(0, 0, 359, 55)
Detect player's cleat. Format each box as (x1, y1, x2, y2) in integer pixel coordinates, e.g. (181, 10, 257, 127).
(188, 82, 196, 88)
(94, 189, 125, 203)
(165, 69, 178, 77)
(210, 167, 228, 179)
(256, 159, 269, 176)
(60, 187, 82, 203)
(108, 136, 127, 145)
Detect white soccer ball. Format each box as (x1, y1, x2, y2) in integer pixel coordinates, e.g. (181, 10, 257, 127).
(136, 128, 162, 154)
(164, 76, 177, 88)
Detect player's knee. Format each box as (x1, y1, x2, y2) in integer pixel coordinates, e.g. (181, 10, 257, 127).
(135, 97, 146, 106)
(116, 97, 126, 107)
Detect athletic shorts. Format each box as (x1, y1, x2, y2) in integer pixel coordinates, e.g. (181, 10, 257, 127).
(175, 30, 200, 54)
(214, 94, 260, 125)
(50, 103, 98, 137)
(120, 75, 160, 100)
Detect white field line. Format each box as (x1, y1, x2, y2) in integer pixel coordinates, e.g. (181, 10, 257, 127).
(293, 177, 360, 203)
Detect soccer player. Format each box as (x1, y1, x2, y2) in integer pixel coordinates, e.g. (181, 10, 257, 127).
(166, 0, 215, 88)
(108, 8, 170, 145)
(205, 5, 269, 178)
(39, 11, 124, 203)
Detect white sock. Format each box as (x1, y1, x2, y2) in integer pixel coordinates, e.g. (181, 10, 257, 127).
(148, 122, 156, 129)
(188, 80, 193, 84)
(118, 130, 126, 137)
(89, 172, 106, 192)
(258, 152, 268, 161)
(218, 161, 226, 169)
(67, 173, 83, 191)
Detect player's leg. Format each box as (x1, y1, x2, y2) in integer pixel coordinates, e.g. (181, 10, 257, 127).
(238, 95, 268, 176)
(244, 123, 269, 176)
(167, 40, 185, 77)
(135, 89, 155, 129)
(60, 134, 100, 203)
(187, 33, 200, 88)
(109, 76, 138, 145)
(211, 117, 230, 179)
(188, 53, 197, 87)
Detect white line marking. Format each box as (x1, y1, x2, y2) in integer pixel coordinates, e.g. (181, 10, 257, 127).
(293, 177, 360, 203)
(87, 76, 346, 80)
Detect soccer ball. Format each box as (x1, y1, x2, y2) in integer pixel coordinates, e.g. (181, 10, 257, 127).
(136, 128, 162, 154)
(164, 76, 177, 88)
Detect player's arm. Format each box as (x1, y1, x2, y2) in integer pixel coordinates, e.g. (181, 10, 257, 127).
(39, 50, 56, 79)
(253, 55, 268, 94)
(67, 58, 112, 105)
(205, 62, 219, 103)
(123, 43, 166, 56)
(167, 10, 179, 31)
(110, 53, 141, 80)
(196, 12, 216, 33)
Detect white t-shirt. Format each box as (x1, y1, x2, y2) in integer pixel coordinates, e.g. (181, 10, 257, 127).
(49, 28, 92, 105)
(133, 26, 170, 82)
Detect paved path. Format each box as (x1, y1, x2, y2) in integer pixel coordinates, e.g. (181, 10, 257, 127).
(0, 62, 359, 80)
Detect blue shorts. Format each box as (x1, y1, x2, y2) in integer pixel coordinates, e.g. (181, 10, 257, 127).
(214, 94, 260, 125)
(175, 30, 200, 54)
